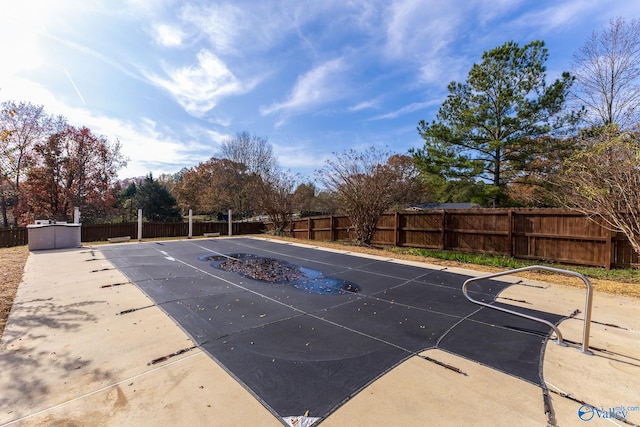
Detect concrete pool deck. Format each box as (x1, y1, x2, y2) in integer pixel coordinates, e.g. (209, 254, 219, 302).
(1, 237, 639, 426)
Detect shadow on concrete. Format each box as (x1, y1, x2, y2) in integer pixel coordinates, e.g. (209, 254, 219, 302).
(0, 298, 112, 418)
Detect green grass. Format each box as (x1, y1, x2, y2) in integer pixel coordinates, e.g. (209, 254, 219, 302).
(387, 247, 640, 283)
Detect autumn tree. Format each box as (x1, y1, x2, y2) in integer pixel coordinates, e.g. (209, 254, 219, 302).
(317, 148, 423, 246)
(173, 158, 259, 218)
(0, 101, 57, 227)
(571, 18, 640, 129)
(413, 40, 575, 207)
(558, 125, 640, 255)
(20, 125, 126, 224)
(156, 171, 184, 195)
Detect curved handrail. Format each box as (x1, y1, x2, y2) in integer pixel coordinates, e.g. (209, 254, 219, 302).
(462, 265, 593, 354)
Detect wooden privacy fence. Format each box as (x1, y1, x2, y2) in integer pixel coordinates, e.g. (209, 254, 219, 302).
(3, 210, 639, 269)
(283, 209, 639, 269)
(0, 221, 265, 248)
(80, 221, 261, 241)
(0, 228, 28, 248)
(82, 221, 264, 241)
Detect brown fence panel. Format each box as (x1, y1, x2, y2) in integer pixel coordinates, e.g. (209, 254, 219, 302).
(236, 222, 265, 235)
(82, 223, 138, 242)
(613, 235, 639, 268)
(290, 218, 310, 240)
(288, 216, 352, 241)
(397, 211, 443, 249)
(445, 210, 511, 255)
(192, 222, 225, 236)
(0, 228, 28, 248)
(309, 217, 332, 241)
(332, 216, 353, 241)
(370, 214, 396, 246)
(512, 210, 610, 267)
(142, 222, 187, 238)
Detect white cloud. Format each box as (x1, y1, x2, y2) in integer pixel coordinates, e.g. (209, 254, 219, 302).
(145, 49, 255, 117)
(369, 101, 433, 121)
(179, 3, 244, 55)
(474, 0, 525, 27)
(509, 1, 595, 34)
(348, 99, 379, 112)
(384, 0, 459, 60)
(0, 82, 212, 178)
(59, 111, 203, 178)
(260, 58, 347, 116)
(419, 59, 447, 85)
(380, 0, 484, 88)
(153, 23, 185, 47)
(272, 141, 331, 177)
(46, 32, 144, 81)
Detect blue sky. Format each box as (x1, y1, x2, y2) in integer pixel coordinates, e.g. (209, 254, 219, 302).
(2, 1, 639, 181)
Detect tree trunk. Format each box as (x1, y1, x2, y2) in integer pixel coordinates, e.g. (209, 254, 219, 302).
(0, 191, 8, 228)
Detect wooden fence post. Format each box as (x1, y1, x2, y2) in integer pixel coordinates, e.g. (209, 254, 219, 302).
(604, 230, 613, 270)
(394, 211, 400, 246)
(330, 215, 335, 242)
(508, 209, 513, 257)
(440, 210, 446, 250)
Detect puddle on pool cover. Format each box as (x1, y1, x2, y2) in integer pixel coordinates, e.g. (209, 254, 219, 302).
(199, 253, 360, 295)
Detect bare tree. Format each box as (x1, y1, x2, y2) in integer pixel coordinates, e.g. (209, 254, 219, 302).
(317, 148, 423, 246)
(256, 169, 298, 234)
(217, 131, 277, 179)
(571, 18, 640, 128)
(559, 125, 640, 255)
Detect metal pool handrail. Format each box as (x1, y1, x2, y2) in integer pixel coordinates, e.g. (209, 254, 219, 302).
(462, 265, 593, 355)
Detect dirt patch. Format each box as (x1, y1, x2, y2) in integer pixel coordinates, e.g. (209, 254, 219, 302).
(0, 245, 29, 338)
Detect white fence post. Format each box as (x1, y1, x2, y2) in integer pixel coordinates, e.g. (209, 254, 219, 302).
(138, 209, 143, 241)
(228, 209, 232, 236)
(188, 209, 193, 238)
